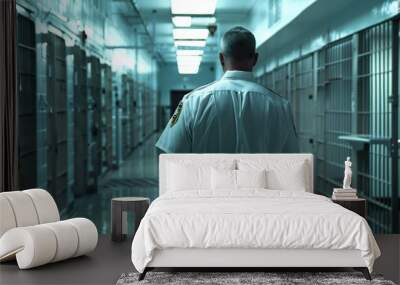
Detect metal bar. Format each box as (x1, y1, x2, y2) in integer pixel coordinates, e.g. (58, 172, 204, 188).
(256, 18, 397, 233)
(352, 34, 359, 188)
(367, 216, 392, 232)
(358, 193, 392, 211)
(391, 19, 399, 233)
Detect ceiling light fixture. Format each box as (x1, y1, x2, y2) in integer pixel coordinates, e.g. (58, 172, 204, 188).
(191, 16, 216, 26)
(173, 28, 209, 40)
(177, 55, 202, 65)
(172, 16, 192, 27)
(177, 64, 200, 74)
(177, 62, 201, 74)
(177, 54, 202, 74)
(176, 49, 204, 56)
(174, 40, 207, 47)
(171, 0, 217, 15)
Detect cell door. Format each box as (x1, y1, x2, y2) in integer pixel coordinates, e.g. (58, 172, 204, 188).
(132, 79, 138, 148)
(290, 55, 316, 154)
(356, 21, 397, 233)
(127, 77, 135, 150)
(316, 37, 353, 196)
(17, 14, 37, 189)
(143, 86, 150, 138)
(137, 84, 144, 144)
(273, 65, 289, 99)
(112, 72, 121, 167)
(125, 75, 133, 153)
(134, 80, 141, 147)
(263, 71, 274, 91)
(71, 46, 88, 196)
(120, 74, 129, 157)
(87, 56, 101, 191)
(46, 33, 68, 206)
(101, 64, 113, 171)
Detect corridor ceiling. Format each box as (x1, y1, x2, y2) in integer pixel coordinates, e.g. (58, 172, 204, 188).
(134, 0, 257, 65)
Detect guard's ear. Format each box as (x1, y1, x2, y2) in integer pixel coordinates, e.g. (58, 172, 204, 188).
(252, 53, 259, 67)
(219, 53, 225, 68)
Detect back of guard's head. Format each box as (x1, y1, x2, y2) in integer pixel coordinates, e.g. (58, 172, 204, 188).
(220, 26, 256, 61)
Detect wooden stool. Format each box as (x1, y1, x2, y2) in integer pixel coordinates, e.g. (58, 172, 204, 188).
(111, 197, 150, 242)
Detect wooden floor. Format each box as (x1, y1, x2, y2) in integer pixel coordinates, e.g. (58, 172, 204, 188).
(0, 235, 398, 285)
(374, 235, 400, 284)
(0, 236, 133, 285)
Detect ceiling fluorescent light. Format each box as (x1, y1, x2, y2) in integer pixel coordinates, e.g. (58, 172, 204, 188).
(177, 49, 204, 56)
(171, 0, 217, 15)
(177, 55, 202, 65)
(175, 40, 206, 47)
(177, 55, 201, 74)
(172, 16, 192, 27)
(191, 16, 216, 26)
(178, 64, 200, 74)
(173, 28, 209, 40)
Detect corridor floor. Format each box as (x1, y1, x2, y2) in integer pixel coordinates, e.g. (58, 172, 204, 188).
(62, 133, 160, 234)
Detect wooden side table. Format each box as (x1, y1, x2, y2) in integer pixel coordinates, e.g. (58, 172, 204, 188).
(332, 198, 367, 218)
(111, 197, 150, 242)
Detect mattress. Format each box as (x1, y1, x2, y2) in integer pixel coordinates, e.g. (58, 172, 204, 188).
(131, 190, 380, 273)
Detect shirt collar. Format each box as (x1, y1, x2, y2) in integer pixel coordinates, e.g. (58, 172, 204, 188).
(221, 70, 255, 82)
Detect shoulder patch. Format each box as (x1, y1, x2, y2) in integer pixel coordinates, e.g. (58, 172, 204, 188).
(170, 101, 184, 127)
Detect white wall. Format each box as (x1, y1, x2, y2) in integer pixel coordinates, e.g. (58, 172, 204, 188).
(249, 0, 316, 49)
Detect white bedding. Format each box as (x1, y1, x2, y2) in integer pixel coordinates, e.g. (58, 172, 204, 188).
(131, 190, 380, 273)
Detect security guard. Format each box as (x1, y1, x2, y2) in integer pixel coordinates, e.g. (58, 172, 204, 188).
(156, 26, 299, 153)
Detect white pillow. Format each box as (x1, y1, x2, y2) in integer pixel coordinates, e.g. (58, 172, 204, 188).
(211, 168, 267, 190)
(211, 168, 236, 189)
(237, 169, 267, 188)
(167, 160, 235, 191)
(238, 159, 307, 191)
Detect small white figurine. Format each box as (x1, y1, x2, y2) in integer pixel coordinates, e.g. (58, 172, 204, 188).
(343, 156, 352, 189)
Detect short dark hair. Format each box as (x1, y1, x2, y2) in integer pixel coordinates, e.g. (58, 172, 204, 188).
(220, 26, 256, 61)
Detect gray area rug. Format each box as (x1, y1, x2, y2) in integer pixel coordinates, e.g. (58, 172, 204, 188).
(116, 272, 395, 285)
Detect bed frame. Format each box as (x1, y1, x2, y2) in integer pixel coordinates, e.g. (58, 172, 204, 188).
(139, 154, 371, 280)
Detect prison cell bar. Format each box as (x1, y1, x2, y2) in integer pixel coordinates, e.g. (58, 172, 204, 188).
(256, 16, 400, 233)
(391, 19, 399, 233)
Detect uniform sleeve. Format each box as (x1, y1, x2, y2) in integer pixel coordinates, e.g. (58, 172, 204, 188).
(282, 101, 299, 153)
(155, 98, 192, 153)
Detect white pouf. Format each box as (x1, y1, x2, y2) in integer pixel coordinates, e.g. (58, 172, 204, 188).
(66, 218, 98, 257)
(0, 189, 98, 269)
(23, 188, 60, 223)
(0, 196, 17, 237)
(1, 191, 40, 227)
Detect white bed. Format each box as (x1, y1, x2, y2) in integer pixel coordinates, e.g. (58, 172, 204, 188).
(131, 154, 380, 280)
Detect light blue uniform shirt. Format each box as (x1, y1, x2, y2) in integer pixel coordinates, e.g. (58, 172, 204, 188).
(156, 70, 299, 153)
